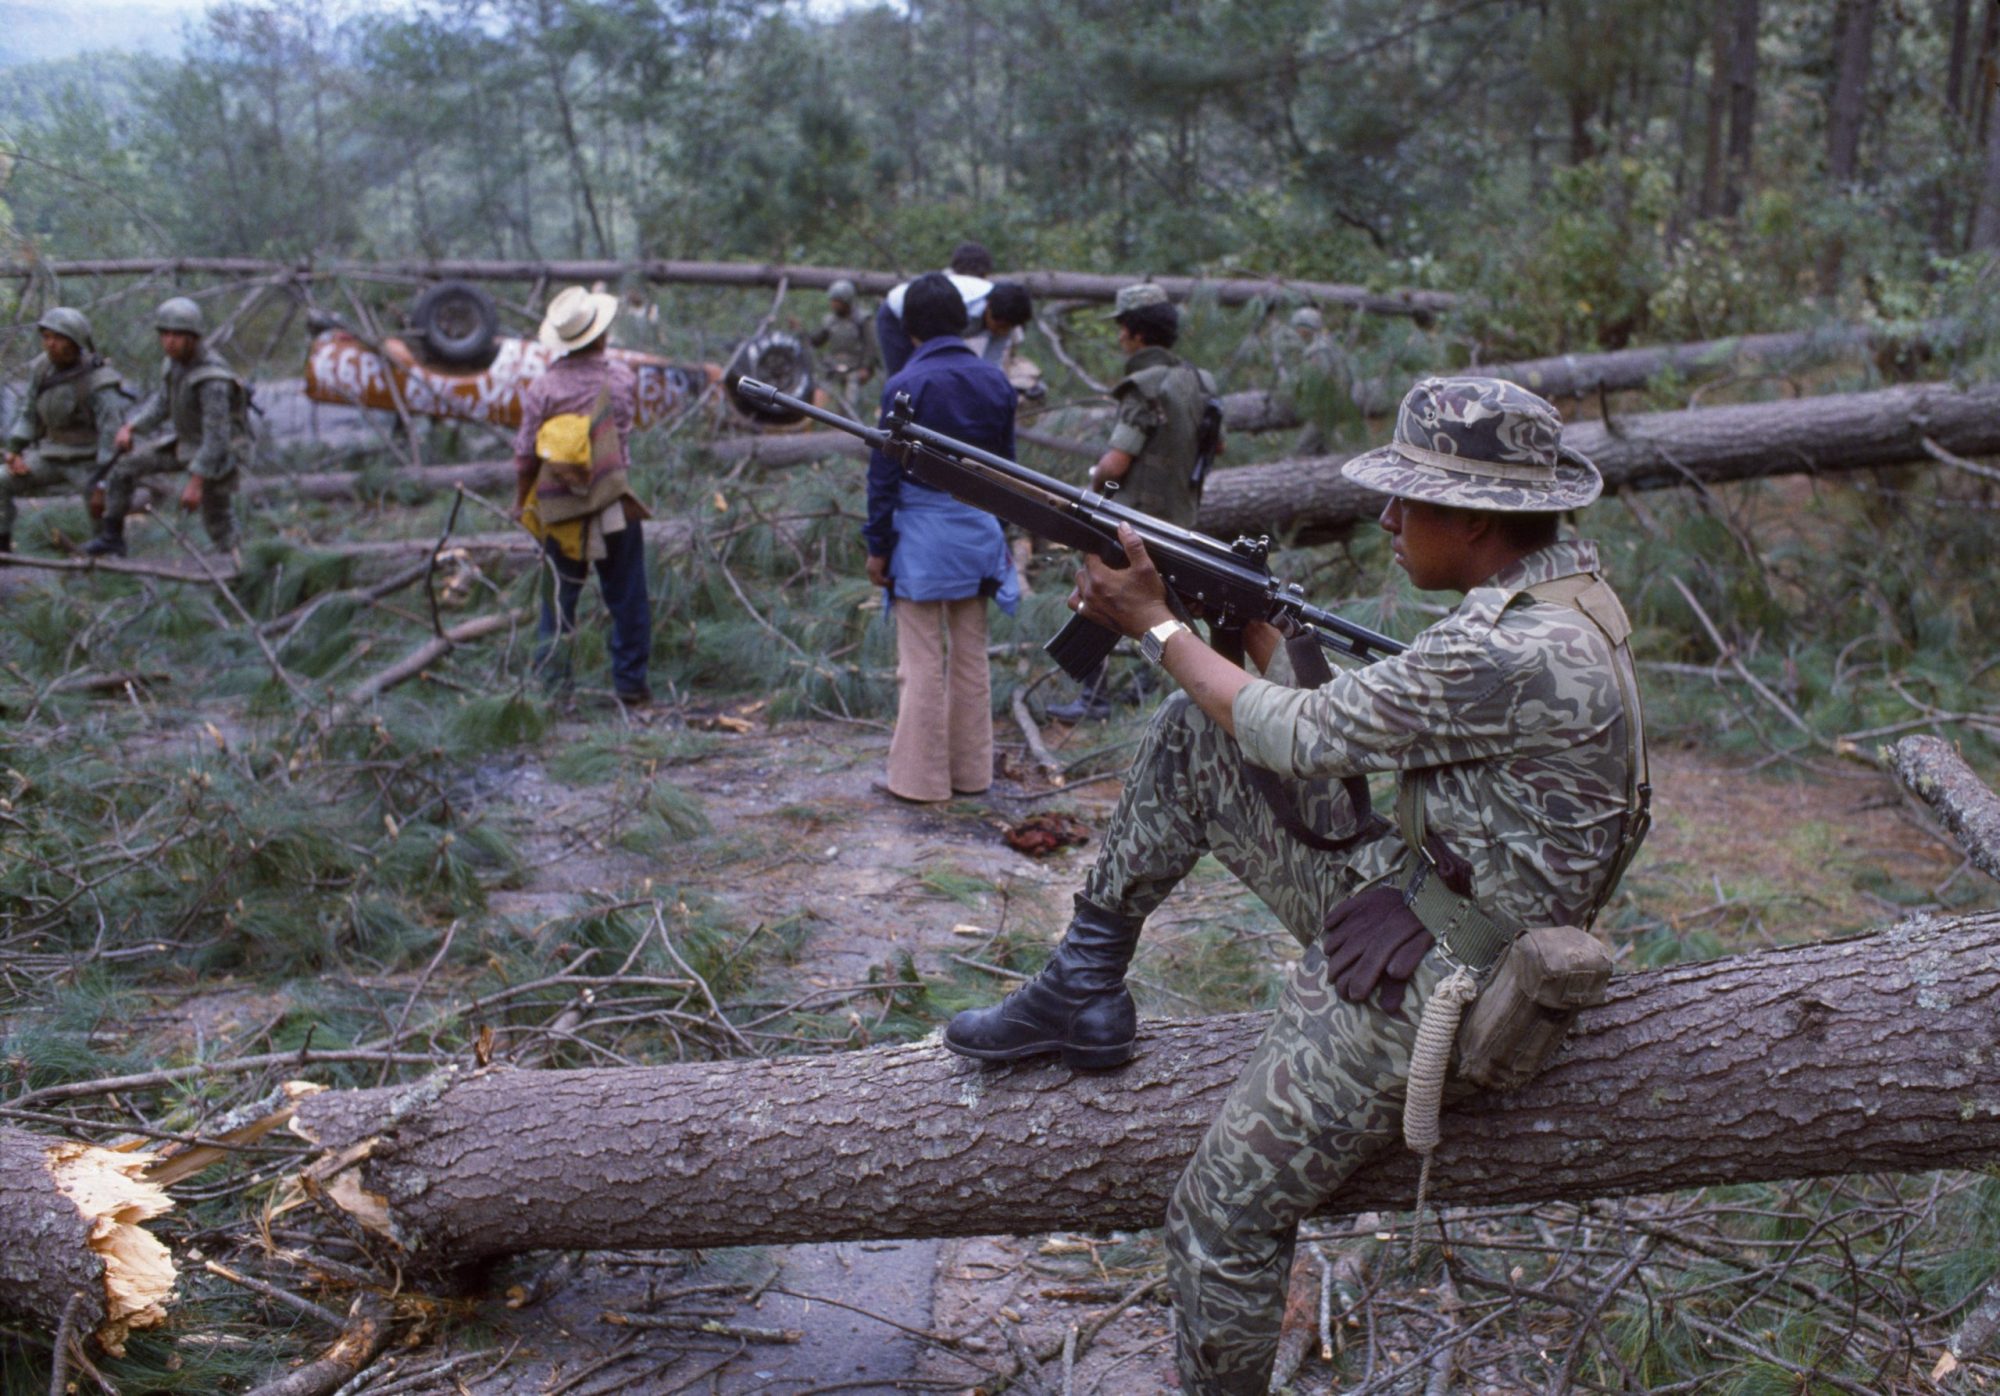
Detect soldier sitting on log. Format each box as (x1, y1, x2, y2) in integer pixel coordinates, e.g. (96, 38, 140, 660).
(0, 307, 127, 556)
(945, 376, 1651, 1395)
(90, 296, 253, 558)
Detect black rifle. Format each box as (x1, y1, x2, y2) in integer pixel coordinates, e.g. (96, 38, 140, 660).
(732, 378, 1405, 679)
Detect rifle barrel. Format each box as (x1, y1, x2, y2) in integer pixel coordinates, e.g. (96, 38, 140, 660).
(734, 378, 1408, 663)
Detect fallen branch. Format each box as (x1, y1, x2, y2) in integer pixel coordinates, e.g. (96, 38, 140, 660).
(1888, 735, 2000, 883)
(284, 910, 2000, 1263)
(0, 552, 241, 584)
(325, 606, 533, 727)
(1011, 687, 1066, 782)
(240, 1294, 395, 1396)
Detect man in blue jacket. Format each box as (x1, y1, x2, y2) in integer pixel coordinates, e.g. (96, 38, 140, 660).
(864, 272, 1020, 802)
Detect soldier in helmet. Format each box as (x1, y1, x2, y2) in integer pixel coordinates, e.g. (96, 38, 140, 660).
(89, 296, 253, 557)
(1047, 283, 1221, 722)
(0, 307, 127, 555)
(808, 279, 878, 414)
(1279, 302, 1354, 455)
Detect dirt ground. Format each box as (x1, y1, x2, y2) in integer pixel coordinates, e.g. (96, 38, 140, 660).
(359, 702, 1994, 1396)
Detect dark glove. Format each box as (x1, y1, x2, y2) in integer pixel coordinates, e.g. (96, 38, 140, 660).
(1320, 835, 1474, 1016)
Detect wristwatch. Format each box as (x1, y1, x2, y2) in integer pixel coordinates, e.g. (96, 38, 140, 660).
(1140, 619, 1191, 666)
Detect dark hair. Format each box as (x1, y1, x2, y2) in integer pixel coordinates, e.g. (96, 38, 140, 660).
(1493, 510, 1562, 551)
(986, 281, 1031, 328)
(949, 241, 994, 277)
(1443, 505, 1560, 550)
(1116, 301, 1180, 348)
(902, 272, 969, 343)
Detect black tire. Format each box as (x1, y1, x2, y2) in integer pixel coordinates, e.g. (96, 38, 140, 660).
(725, 330, 816, 425)
(409, 280, 501, 369)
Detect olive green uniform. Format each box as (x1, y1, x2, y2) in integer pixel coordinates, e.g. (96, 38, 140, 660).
(810, 306, 878, 407)
(1, 355, 125, 537)
(106, 345, 252, 550)
(1079, 538, 1640, 1393)
(1105, 345, 1215, 527)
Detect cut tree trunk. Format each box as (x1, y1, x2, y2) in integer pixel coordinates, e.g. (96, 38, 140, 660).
(1216, 319, 1955, 433)
(1197, 377, 2000, 542)
(0, 1127, 174, 1353)
(286, 911, 2000, 1264)
(0, 257, 1454, 318)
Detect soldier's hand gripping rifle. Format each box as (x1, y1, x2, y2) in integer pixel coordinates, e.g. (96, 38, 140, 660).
(731, 379, 1406, 677)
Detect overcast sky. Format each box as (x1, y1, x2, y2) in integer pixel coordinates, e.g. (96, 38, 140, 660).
(0, 0, 861, 67)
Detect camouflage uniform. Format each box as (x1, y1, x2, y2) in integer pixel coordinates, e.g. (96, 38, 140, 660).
(961, 378, 1631, 1392)
(106, 341, 253, 551)
(1078, 533, 1634, 1391)
(1, 309, 125, 543)
(1105, 343, 1216, 529)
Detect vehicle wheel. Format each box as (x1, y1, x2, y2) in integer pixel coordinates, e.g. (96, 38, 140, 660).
(725, 330, 816, 425)
(409, 280, 501, 369)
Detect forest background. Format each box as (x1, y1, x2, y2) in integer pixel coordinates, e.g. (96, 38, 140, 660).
(3, 0, 2000, 1393)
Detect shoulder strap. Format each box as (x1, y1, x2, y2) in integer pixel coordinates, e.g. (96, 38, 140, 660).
(1522, 573, 1652, 922)
(1395, 572, 1652, 929)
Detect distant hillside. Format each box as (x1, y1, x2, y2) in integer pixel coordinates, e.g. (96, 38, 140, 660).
(0, 2, 185, 68)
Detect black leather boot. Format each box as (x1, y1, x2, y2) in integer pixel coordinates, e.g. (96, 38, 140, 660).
(82, 519, 126, 558)
(944, 896, 1142, 1069)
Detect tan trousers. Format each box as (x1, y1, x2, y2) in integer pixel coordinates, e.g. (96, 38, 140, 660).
(886, 597, 993, 801)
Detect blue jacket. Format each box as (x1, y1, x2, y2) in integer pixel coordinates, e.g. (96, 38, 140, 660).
(863, 337, 1020, 612)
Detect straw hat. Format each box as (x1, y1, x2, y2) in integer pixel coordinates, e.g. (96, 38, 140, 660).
(539, 286, 619, 355)
(1341, 376, 1602, 512)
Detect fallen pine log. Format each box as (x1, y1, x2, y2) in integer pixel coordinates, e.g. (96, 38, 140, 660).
(0, 256, 1454, 317)
(1198, 377, 2000, 541)
(1217, 318, 1957, 431)
(0, 1127, 174, 1353)
(280, 909, 2000, 1264)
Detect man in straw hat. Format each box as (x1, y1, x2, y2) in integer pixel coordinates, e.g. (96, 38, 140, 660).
(943, 376, 1650, 1394)
(513, 285, 654, 706)
(1, 306, 127, 556)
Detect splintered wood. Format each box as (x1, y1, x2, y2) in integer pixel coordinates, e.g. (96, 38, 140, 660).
(0, 1128, 177, 1353)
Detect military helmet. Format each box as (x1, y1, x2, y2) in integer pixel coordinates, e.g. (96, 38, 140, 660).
(1107, 283, 1170, 318)
(1289, 306, 1324, 333)
(154, 296, 206, 335)
(828, 279, 857, 303)
(36, 306, 95, 354)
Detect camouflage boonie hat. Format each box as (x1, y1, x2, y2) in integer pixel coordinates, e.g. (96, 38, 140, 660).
(36, 306, 95, 353)
(1289, 306, 1324, 332)
(828, 279, 856, 302)
(155, 296, 206, 335)
(1342, 376, 1602, 512)
(1107, 282, 1170, 318)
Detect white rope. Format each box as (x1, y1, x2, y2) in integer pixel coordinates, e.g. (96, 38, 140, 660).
(1403, 965, 1480, 1265)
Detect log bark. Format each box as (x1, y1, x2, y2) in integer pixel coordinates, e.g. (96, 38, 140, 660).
(1197, 377, 2000, 542)
(288, 911, 2000, 1264)
(1216, 319, 1955, 433)
(0, 257, 1454, 318)
(0, 1128, 174, 1353)
(1890, 735, 2000, 883)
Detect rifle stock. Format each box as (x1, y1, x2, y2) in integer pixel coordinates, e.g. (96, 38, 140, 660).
(731, 377, 1405, 678)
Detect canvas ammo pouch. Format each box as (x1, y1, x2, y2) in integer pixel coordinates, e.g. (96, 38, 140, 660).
(1453, 923, 1610, 1090)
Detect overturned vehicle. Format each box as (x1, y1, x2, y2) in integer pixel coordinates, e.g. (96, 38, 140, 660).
(302, 280, 813, 431)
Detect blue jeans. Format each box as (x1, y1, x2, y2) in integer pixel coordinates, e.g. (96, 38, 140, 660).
(533, 524, 652, 696)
